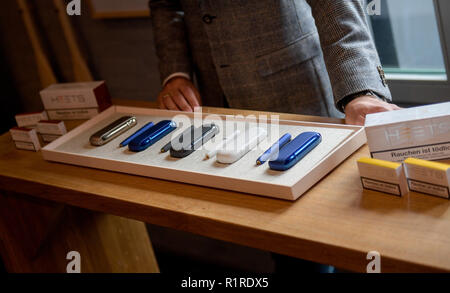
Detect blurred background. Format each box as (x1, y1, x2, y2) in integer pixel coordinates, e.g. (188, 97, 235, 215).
(1, 0, 449, 131)
(0, 0, 161, 134)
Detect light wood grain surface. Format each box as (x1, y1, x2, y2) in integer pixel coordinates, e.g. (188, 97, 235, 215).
(1, 98, 450, 272)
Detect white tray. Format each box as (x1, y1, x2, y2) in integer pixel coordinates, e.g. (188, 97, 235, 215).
(42, 106, 366, 200)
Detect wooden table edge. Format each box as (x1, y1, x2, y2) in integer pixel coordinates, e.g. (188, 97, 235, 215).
(0, 173, 445, 273)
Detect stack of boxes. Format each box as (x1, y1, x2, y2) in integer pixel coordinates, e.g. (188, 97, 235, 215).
(14, 111, 48, 128)
(9, 127, 41, 152)
(358, 157, 450, 199)
(9, 81, 111, 151)
(364, 101, 450, 162)
(10, 111, 49, 151)
(39, 81, 111, 120)
(36, 120, 67, 142)
(358, 101, 450, 199)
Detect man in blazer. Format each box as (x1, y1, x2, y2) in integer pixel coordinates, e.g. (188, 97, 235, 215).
(149, 0, 400, 125)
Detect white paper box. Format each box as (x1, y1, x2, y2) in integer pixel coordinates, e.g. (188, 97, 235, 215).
(357, 157, 408, 197)
(37, 120, 67, 135)
(14, 141, 38, 151)
(46, 108, 100, 120)
(41, 134, 61, 143)
(404, 158, 450, 199)
(365, 102, 450, 162)
(40, 81, 111, 120)
(15, 111, 48, 127)
(10, 127, 41, 151)
(40, 81, 111, 109)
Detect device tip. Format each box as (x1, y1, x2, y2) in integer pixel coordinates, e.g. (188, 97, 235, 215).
(256, 160, 261, 165)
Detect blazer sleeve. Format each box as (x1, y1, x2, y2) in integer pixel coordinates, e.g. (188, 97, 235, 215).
(306, 0, 392, 110)
(149, 0, 192, 84)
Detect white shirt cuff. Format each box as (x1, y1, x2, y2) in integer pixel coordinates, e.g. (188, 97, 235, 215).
(162, 72, 191, 87)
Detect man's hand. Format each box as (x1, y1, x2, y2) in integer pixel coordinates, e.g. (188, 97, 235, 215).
(345, 96, 401, 125)
(158, 77, 201, 112)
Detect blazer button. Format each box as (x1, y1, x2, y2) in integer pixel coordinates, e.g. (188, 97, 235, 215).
(377, 66, 388, 87)
(202, 14, 216, 24)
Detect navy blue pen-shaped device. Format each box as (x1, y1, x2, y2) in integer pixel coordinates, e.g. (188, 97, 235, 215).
(256, 133, 291, 165)
(119, 121, 154, 147)
(269, 132, 321, 171)
(128, 120, 177, 152)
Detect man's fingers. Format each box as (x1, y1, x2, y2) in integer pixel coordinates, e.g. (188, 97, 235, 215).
(345, 96, 402, 126)
(158, 94, 167, 109)
(160, 90, 194, 111)
(191, 86, 202, 105)
(367, 105, 391, 114)
(158, 98, 165, 109)
(345, 114, 365, 126)
(159, 77, 202, 112)
(380, 102, 401, 111)
(180, 86, 201, 108)
(162, 94, 180, 111)
(366, 102, 399, 114)
(171, 90, 194, 112)
(344, 116, 353, 125)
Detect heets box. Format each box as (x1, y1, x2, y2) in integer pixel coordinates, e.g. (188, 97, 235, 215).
(357, 157, 408, 197)
(364, 102, 450, 162)
(37, 120, 67, 136)
(39, 81, 111, 120)
(15, 111, 48, 128)
(9, 127, 41, 151)
(404, 158, 450, 199)
(41, 134, 61, 143)
(46, 108, 100, 120)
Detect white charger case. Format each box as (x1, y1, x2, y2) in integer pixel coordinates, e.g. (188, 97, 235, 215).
(216, 127, 267, 164)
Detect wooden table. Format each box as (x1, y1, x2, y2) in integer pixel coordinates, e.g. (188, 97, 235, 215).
(1, 99, 449, 273)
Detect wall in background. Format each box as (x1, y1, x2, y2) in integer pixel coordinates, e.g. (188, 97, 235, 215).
(0, 37, 22, 133)
(73, 2, 162, 101)
(0, 0, 162, 115)
(386, 0, 445, 71)
(0, 0, 44, 113)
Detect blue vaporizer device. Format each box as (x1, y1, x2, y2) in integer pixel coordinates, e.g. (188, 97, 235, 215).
(269, 132, 322, 171)
(128, 120, 177, 152)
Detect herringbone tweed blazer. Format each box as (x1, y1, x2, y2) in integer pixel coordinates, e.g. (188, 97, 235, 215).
(150, 0, 392, 117)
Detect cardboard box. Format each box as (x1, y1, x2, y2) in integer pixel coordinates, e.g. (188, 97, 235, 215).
(46, 108, 100, 120)
(37, 120, 67, 136)
(41, 134, 61, 143)
(404, 158, 450, 199)
(364, 102, 450, 162)
(357, 157, 408, 197)
(15, 111, 48, 128)
(9, 127, 41, 151)
(40, 81, 111, 120)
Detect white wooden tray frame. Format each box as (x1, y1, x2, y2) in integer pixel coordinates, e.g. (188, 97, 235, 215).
(41, 106, 366, 200)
